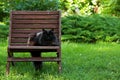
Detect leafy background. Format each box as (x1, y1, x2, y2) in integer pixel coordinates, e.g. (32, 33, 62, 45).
(0, 0, 120, 43)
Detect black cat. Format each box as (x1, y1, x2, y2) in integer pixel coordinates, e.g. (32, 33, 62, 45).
(29, 29, 59, 71)
(32, 29, 59, 46)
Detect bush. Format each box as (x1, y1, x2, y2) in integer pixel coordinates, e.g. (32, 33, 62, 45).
(61, 14, 120, 43)
(1, 13, 120, 43)
(4, 0, 59, 11)
(0, 2, 8, 21)
(0, 23, 8, 38)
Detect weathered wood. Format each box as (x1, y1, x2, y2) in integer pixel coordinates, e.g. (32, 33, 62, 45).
(11, 38, 28, 43)
(12, 29, 59, 34)
(6, 62, 10, 75)
(8, 57, 60, 62)
(7, 11, 61, 74)
(13, 15, 59, 20)
(13, 20, 58, 24)
(10, 43, 28, 46)
(11, 34, 29, 38)
(12, 11, 59, 15)
(8, 46, 60, 50)
(11, 33, 57, 38)
(12, 24, 58, 29)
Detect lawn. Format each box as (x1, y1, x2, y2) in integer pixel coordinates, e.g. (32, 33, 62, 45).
(0, 40, 120, 80)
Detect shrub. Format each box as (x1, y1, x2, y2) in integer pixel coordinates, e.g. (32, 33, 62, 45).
(0, 2, 8, 21)
(4, 0, 59, 11)
(0, 23, 8, 39)
(61, 14, 120, 43)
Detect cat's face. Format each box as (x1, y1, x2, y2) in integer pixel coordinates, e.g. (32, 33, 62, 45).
(42, 29, 55, 41)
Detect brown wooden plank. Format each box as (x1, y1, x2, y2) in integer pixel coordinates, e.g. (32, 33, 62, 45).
(11, 38, 28, 43)
(8, 45, 59, 51)
(12, 11, 60, 15)
(11, 29, 59, 34)
(13, 15, 59, 20)
(10, 43, 27, 46)
(7, 57, 60, 62)
(13, 20, 58, 24)
(10, 33, 59, 38)
(58, 11, 61, 47)
(12, 24, 58, 29)
(8, 46, 59, 49)
(11, 34, 29, 38)
(11, 33, 59, 38)
(12, 29, 41, 33)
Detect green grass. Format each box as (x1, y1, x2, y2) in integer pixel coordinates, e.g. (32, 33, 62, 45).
(0, 40, 120, 80)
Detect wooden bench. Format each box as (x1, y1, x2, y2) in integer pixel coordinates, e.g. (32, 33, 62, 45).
(6, 11, 61, 74)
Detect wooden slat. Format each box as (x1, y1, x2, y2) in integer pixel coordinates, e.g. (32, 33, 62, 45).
(12, 29, 41, 33)
(8, 46, 59, 50)
(11, 38, 28, 43)
(13, 15, 59, 20)
(11, 34, 29, 38)
(10, 43, 27, 46)
(7, 57, 60, 62)
(12, 29, 39, 33)
(11, 29, 59, 34)
(12, 11, 59, 15)
(8, 45, 59, 52)
(11, 32, 59, 38)
(12, 24, 58, 29)
(13, 20, 58, 24)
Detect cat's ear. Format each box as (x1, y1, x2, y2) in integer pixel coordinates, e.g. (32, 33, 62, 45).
(42, 29, 46, 32)
(50, 29, 54, 32)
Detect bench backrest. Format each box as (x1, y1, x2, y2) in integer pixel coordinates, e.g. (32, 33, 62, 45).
(9, 11, 61, 46)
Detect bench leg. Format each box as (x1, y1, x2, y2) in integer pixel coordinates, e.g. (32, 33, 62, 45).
(11, 53, 15, 66)
(58, 61, 62, 73)
(8, 51, 15, 66)
(56, 51, 62, 73)
(6, 61, 10, 75)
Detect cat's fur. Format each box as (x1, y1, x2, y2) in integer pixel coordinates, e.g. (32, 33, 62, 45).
(28, 29, 59, 70)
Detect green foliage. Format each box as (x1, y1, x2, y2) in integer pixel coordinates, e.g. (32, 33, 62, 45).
(1, 0, 120, 18)
(0, 23, 8, 38)
(4, 0, 59, 11)
(62, 14, 120, 43)
(110, 0, 120, 16)
(59, 0, 120, 16)
(0, 2, 8, 21)
(96, 0, 120, 16)
(0, 0, 120, 42)
(60, 0, 95, 15)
